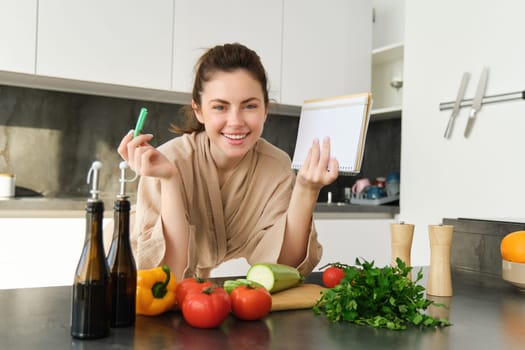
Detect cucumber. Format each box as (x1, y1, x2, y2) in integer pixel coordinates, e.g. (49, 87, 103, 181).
(246, 263, 304, 293)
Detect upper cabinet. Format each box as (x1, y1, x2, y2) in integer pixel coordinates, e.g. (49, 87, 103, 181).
(173, 0, 372, 107)
(370, 0, 405, 119)
(37, 0, 174, 90)
(281, 0, 372, 106)
(0, 1, 385, 113)
(0, 0, 37, 74)
(172, 0, 283, 100)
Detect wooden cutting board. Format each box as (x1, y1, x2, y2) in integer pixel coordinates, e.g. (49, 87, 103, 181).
(270, 283, 324, 311)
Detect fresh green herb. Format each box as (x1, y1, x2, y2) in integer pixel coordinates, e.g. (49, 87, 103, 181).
(313, 258, 451, 330)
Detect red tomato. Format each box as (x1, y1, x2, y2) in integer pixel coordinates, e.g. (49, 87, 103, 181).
(322, 266, 345, 288)
(176, 277, 214, 305)
(230, 285, 272, 321)
(182, 287, 231, 328)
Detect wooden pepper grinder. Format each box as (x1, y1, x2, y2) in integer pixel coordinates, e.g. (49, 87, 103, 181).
(390, 223, 414, 279)
(427, 224, 454, 297)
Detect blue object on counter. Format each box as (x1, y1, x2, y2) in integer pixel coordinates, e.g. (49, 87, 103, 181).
(386, 172, 400, 183)
(365, 185, 385, 199)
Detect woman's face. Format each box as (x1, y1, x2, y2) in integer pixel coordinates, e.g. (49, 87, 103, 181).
(194, 69, 268, 169)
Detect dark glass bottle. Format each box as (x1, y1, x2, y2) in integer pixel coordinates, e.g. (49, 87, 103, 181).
(107, 160, 137, 327)
(71, 161, 111, 339)
(107, 196, 137, 327)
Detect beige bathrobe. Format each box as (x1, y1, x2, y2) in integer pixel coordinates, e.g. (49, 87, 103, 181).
(128, 131, 322, 278)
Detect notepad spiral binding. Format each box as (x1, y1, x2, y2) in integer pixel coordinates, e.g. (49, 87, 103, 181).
(291, 163, 358, 176)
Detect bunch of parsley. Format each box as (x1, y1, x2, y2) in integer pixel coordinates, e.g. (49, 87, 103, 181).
(313, 258, 451, 330)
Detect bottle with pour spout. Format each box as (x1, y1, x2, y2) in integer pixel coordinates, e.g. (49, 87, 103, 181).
(71, 161, 111, 339)
(107, 161, 137, 327)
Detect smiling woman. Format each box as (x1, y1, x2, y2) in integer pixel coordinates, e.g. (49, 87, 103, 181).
(113, 43, 340, 282)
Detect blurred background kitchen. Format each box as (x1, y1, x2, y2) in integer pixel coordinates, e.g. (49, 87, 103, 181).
(2, 0, 524, 289)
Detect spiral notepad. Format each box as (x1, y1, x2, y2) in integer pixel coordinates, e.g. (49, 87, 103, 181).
(291, 93, 372, 175)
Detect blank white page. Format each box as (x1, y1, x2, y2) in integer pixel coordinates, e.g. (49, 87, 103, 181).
(291, 93, 371, 175)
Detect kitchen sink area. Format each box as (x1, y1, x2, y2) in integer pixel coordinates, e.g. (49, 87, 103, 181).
(315, 201, 398, 215)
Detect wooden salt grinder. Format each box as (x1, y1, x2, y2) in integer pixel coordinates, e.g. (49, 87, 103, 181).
(427, 224, 454, 297)
(390, 223, 414, 279)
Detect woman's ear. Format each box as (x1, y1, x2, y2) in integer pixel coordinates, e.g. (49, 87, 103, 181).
(192, 100, 204, 124)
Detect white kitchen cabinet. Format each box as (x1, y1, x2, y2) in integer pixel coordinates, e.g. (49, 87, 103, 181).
(172, 0, 283, 100)
(0, 0, 37, 74)
(0, 216, 396, 287)
(370, 0, 405, 119)
(36, 0, 174, 90)
(371, 43, 404, 117)
(211, 258, 251, 278)
(281, 0, 372, 106)
(211, 218, 395, 277)
(372, 0, 405, 50)
(0, 218, 85, 289)
(315, 218, 395, 268)
(1, 1, 377, 112)
(1, 1, 382, 113)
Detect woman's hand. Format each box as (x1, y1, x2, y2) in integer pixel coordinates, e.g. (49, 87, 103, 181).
(118, 131, 178, 179)
(280, 137, 338, 267)
(296, 137, 339, 191)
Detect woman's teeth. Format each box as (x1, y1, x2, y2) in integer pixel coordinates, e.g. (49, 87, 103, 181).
(224, 134, 247, 140)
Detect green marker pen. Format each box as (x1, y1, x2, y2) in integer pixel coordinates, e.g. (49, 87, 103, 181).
(133, 108, 148, 138)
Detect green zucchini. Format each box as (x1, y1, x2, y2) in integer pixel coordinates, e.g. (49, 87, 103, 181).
(223, 278, 265, 294)
(246, 263, 304, 293)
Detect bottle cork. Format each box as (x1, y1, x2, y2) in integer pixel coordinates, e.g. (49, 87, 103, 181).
(427, 224, 454, 297)
(390, 223, 414, 279)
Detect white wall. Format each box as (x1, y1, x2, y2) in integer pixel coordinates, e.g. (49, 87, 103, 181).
(402, 0, 525, 266)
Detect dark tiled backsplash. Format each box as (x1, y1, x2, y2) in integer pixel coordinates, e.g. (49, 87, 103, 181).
(444, 217, 525, 276)
(0, 85, 400, 200)
(318, 118, 401, 203)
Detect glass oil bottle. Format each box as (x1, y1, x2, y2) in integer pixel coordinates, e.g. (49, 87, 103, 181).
(71, 161, 111, 339)
(107, 161, 137, 327)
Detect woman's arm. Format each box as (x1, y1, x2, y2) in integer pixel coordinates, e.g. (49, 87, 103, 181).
(159, 177, 190, 281)
(279, 137, 338, 267)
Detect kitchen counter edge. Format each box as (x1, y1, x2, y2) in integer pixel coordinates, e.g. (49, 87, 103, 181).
(0, 198, 399, 219)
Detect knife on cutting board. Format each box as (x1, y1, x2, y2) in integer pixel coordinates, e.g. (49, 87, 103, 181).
(444, 72, 470, 139)
(464, 67, 489, 137)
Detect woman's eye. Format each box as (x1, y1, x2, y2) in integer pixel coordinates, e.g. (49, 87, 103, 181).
(212, 105, 225, 111)
(245, 103, 258, 110)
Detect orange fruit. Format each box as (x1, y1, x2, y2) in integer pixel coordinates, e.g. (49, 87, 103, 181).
(501, 231, 525, 263)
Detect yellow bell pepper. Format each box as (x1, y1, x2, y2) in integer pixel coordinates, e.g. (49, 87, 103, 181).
(136, 265, 177, 316)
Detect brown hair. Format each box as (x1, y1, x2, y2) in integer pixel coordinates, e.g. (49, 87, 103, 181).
(170, 43, 270, 134)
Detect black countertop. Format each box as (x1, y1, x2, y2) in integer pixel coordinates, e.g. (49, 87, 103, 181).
(1, 270, 524, 350)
